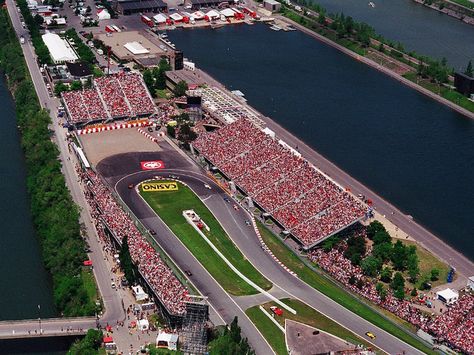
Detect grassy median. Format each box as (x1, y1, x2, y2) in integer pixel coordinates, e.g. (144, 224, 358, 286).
(140, 181, 272, 296)
(246, 298, 382, 355)
(256, 222, 436, 355)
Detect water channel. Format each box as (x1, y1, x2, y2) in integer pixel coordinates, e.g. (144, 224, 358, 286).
(168, 23, 474, 260)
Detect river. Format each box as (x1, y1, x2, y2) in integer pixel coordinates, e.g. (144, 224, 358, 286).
(309, 0, 474, 69)
(167, 24, 474, 260)
(0, 78, 56, 321)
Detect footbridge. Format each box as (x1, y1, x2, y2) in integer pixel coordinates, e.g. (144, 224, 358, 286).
(0, 317, 96, 339)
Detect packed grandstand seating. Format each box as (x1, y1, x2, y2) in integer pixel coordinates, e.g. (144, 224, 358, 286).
(192, 118, 366, 248)
(62, 73, 155, 124)
(309, 243, 474, 354)
(115, 72, 155, 116)
(80, 169, 190, 315)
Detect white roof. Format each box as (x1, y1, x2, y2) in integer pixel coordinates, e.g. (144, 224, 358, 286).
(192, 11, 205, 19)
(264, 0, 280, 4)
(220, 8, 235, 17)
(469, 276, 474, 282)
(153, 13, 167, 23)
(169, 13, 183, 21)
(137, 319, 149, 330)
(157, 332, 178, 343)
(436, 288, 459, 300)
(206, 10, 220, 18)
(124, 41, 150, 55)
(42, 32, 78, 62)
(97, 9, 110, 20)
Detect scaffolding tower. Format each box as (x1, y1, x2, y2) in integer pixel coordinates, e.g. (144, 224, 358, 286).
(180, 298, 209, 355)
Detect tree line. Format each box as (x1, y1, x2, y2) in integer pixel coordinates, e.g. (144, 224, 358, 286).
(0, 8, 96, 316)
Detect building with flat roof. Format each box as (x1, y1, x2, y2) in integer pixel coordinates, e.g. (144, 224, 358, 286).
(190, 0, 232, 10)
(42, 32, 78, 63)
(263, 0, 281, 12)
(115, 0, 167, 15)
(96, 31, 169, 66)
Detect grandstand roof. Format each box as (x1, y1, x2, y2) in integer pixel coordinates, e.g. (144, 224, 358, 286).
(42, 32, 78, 63)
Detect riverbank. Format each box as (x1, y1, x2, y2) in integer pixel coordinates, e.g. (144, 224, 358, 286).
(272, 8, 474, 120)
(0, 6, 98, 316)
(412, 0, 474, 26)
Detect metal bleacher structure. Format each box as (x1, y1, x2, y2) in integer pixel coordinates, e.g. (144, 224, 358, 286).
(179, 298, 210, 355)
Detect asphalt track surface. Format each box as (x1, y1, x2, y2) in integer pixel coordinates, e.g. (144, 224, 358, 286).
(99, 144, 427, 355)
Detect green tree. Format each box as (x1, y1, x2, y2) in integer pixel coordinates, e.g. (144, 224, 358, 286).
(465, 60, 473, 77)
(394, 287, 405, 300)
(54, 82, 69, 95)
(174, 80, 188, 97)
(209, 317, 254, 355)
(390, 272, 405, 291)
(67, 329, 103, 354)
(407, 252, 420, 283)
(366, 220, 386, 240)
(430, 268, 440, 281)
(372, 242, 392, 262)
(373, 230, 391, 245)
(34, 14, 44, 26)
(391, 240, 407, 271)
(119, 236, 138, 285)
(376, 282, 387, 301)
(411, 287, 418, 297)
(70, 80, 83, 91)
(361, 255, 382, 277)
(380, 266, 392, 283)
(167, 124, 176, 138)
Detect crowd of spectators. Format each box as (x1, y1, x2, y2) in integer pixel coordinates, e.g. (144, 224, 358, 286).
(62, 89, 108, 123)
(80, 169, 190, 315)
(309, 242, 474, 354)
(193, 118, 366, 248)
(62, 73, 155, 124)
(115, 72, 155, 116)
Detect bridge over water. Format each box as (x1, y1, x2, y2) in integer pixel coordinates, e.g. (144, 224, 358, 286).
(0, 317, 97, 339)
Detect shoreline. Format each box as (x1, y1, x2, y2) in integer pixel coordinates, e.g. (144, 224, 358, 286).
(411, 0, 474, 26)
(276, 14, 474, 121)
(193, 67, 474, 278)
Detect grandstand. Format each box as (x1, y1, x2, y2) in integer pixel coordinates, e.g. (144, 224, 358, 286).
(192, 119, 367, 249)
(61, 72, 156, 125)
(81, 169, 190, 326)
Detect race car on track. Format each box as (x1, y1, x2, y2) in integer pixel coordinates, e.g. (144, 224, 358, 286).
(365, 332, 376, 340)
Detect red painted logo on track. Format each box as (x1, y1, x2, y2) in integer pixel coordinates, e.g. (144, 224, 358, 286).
(140, 161, 165, 170)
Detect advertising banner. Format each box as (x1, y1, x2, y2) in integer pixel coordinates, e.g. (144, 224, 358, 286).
(140, 160, 165, 170)
(141, 182, 178, 192)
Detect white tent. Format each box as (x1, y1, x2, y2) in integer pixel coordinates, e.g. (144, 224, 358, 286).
(206, 10, 220, 20)
(169, 13, 183, 22)
(436, 288, 459, 305)
(124, 42, 150, 55)
(42, 32, 78, 63)
(156, 332, 178, 351)
(468, 276, 474, 291)
(97, 9, 111, 20)
(192, 11, 205, 20)
(137, 319, 149, 331)
(220, 8, 235, 17)
(132, 285, 149, 301)
(153, 13, 167, 24)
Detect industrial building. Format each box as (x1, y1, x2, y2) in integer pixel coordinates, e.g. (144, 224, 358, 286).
(190, 0, 232, 10)
(263, 0, 281, 12)
(114, 0, 167, 15)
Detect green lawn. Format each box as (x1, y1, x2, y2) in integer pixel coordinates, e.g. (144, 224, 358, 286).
(82, 268, 99, 306)
(256, 222, 436, 355)
(448, 0, 474, 9)
(246, 306, 288, 355)
(140, 181, 272, 296)
(247, 298, 382, 355)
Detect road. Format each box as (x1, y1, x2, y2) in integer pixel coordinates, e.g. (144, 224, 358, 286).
(105, 145, 427, 355)
(5, 0, 125, 329)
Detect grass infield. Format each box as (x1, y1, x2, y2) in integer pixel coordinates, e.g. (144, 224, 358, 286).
(256, 222, 436, 355)
(140, 180, 272, 296)
(246, 298, 382, 355)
